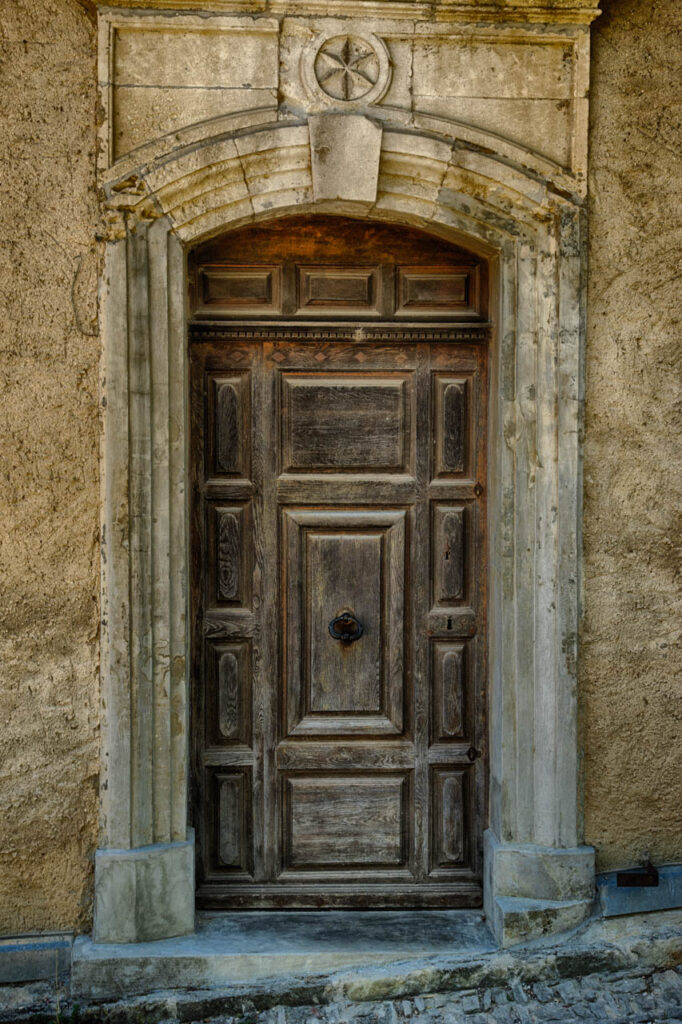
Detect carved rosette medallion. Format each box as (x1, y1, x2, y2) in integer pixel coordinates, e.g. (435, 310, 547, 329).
(302, 30, 392, 108)
(314, 36, 379, 101)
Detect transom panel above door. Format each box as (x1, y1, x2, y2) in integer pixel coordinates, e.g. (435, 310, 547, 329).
(190, 217, 489, 909)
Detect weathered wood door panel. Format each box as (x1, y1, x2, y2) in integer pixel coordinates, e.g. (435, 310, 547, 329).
(190, 217, 488, 909)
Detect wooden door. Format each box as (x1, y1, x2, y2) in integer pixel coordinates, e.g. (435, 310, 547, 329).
(190, 218, 488, 908)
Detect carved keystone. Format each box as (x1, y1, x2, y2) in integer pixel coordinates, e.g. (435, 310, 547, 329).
(309, 114, 382, 203)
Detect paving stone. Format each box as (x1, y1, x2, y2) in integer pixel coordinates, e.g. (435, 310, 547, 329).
(459, 991, 481, 1013)
(555, 979, 582, 1003)
(607, 975, 648, 994)
(530, 983, 554, 1004)
(509, 981, 530, 1004)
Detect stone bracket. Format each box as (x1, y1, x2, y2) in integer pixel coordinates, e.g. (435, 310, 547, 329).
(94, 831, 195, 944)
(484, 830, 595, 946)
(309, 114, 382, 203)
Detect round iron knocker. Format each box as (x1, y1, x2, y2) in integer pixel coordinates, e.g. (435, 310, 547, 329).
(328, 611, 364, 644)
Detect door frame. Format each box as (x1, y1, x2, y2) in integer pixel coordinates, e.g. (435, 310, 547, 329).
(94, 120, 595, 948)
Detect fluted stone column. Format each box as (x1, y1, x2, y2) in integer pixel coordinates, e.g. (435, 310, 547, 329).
(96, 217, 194, 943)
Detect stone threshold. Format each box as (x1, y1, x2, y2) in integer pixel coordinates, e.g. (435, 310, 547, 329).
(1, 909, 680, 1024)
(72, 910, 495, 1000)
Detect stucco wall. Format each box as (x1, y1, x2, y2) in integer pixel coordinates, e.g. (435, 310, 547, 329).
(0, 0, 100, 933)
(582, 0, 682, 871)
(0, 0, 679, 935)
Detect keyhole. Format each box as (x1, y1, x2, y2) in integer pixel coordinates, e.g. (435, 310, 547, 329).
(447, 617, 453, 630)
(445, 546, 450, 561)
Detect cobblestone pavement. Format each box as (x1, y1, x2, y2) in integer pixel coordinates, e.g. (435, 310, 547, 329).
(203, 967, 682, 1024)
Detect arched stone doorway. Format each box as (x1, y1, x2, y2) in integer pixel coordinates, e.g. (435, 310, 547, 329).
(94, 118, 595, 948)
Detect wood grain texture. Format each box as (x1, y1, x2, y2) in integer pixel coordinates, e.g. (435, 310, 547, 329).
(205, 641, 251, 747)
(189, 216, 488, 908)
(283, 508, 405, 737)
(209, 373, 251, 480)
(432, 642, 466, 742)
(195, 266, 282, 317)
(397, 266, 481, 317)
(432, 505, 467, 605)
(434, 375, 471, 478)
(189, 216, 487, 321)
(281, 374, 410, 473)
(283, 774, 408, 869)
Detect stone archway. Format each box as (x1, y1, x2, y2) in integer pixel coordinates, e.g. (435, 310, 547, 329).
(94, 116, 594, 948)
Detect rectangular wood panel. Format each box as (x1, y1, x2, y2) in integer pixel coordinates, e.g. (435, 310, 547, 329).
(297, 265, 379, 313)
(281, 374, 411, 474)
(208, 373, 251, 479)
(283, 508, 405, 737)
(205, 640, 251, 747)
(397, 266, 481, 316)
(207, 769, 252, 876)
(430, 768, 466, 870)
(433, 375, 471, 478)
(431, 642, 466, 742)
(432, 504, 467, 606)
(283, 774, 409, 870)
(207, 502, 251, 608)
(308, 532, 382, 714)
(195, 266, 282, 315)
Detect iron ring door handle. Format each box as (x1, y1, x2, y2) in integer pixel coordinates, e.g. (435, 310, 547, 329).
(328, 612, 364, 644)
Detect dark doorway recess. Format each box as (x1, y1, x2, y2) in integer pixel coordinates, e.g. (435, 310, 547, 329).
(189, 216, 489, 909)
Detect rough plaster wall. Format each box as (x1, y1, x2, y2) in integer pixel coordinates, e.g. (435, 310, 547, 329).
(0, 0, 100, 932)
(583, 0, 682, 871)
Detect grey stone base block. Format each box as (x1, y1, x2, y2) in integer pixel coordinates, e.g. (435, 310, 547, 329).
(484, 829, 595, 946)
(488, 896, 594, 948)
(93, 831, 195, 944)
(0, 934, 72, 984)
(598, 863, 682, 917)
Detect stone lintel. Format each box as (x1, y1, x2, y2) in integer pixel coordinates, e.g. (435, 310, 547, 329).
(92, 1, 602, 25)
(484, 830, 595, 946)
(309, 114, 382, 204)
(94, 831, 195, 944)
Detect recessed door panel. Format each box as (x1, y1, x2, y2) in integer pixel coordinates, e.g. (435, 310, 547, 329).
(283, 774, 409, 871)
(281, 374, 411, 474)
(431, 641, 467, 743)
(433, 375, 472, 479)
(430, 768, 466, 871)
(207, 373, 251, 480)
(205, 640, 252, 747)
(432, 504, 467, 606)
(206, 502, 252, 609)
(284, 508, 405, 736)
